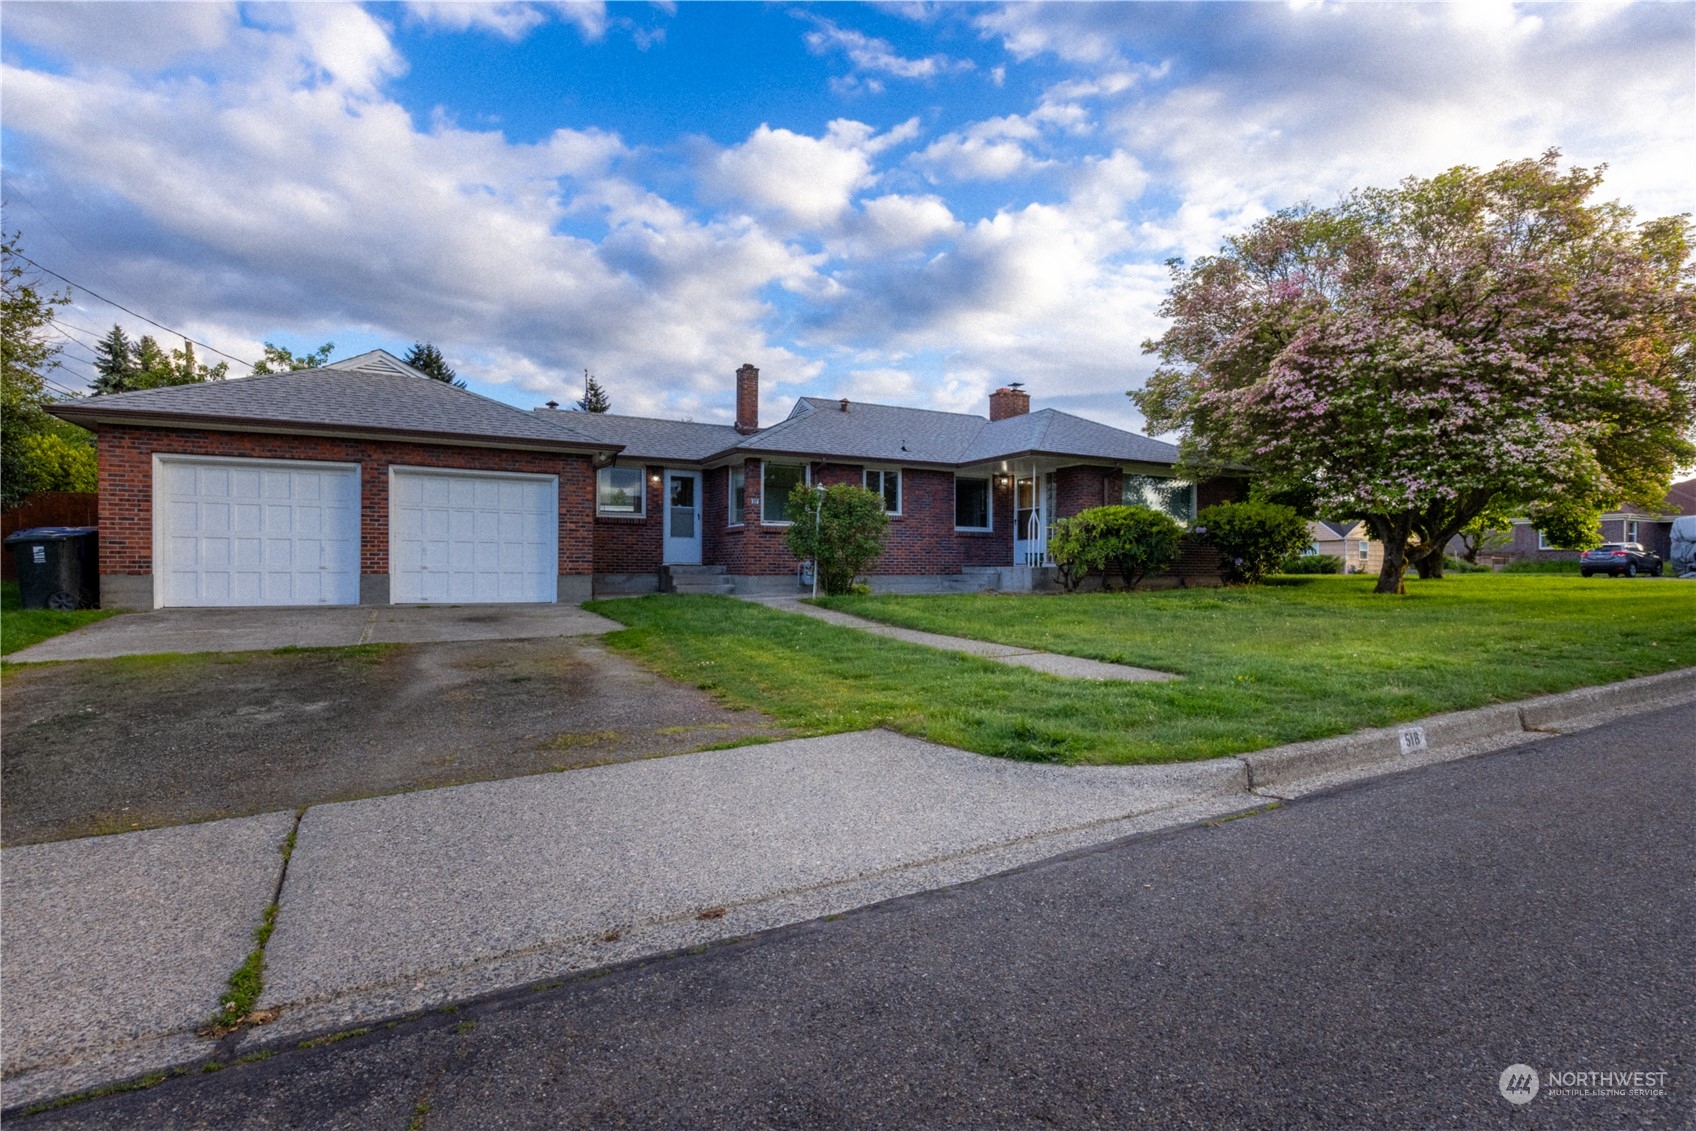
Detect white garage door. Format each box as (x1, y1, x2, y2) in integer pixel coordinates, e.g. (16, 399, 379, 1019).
(156, 457, 361, 607)
(389, 468, 558, 604)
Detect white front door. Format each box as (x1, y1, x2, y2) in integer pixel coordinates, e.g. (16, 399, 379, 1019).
(155, 456, 360, 607)
(389, 468, 557, 604)
(663, 471, 702, 564)
(1013, 472, 1050, 566)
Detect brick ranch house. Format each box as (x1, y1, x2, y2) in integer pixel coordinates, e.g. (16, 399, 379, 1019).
(51, 350, 1240, 609)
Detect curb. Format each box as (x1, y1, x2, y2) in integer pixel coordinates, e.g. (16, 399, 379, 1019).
(1238, 667, 1696, 793)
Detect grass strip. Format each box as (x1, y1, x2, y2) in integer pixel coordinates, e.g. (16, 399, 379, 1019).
(586, 575, 1696, 766)
(0, 580, 121, 655)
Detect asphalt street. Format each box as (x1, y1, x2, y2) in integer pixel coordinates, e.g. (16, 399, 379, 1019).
(12, 702, 1693, 1130)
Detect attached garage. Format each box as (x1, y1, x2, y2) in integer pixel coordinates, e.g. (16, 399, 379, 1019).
(155, 456, 360, 607)
(51, 350, 611, 610)
(389, 468, 559, 604)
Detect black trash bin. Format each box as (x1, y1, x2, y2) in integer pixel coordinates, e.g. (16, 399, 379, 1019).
(5, 527, 100, 610)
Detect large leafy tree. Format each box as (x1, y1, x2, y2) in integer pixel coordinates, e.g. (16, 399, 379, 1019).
(2, 232, 94, 506)
(404, 341, 465, 387)
(251, 341, 334, 375)
(1136, 152, 1696, 594)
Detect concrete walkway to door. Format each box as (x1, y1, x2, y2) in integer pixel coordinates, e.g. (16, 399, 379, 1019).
(747, 596, 1179, 682)
(5, 603, 623, 663)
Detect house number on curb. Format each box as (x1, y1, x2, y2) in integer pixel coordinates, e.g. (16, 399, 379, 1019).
(1398, 726, 1429, 755)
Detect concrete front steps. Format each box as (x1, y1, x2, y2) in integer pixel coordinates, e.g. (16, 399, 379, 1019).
(662, 564, 736, 596)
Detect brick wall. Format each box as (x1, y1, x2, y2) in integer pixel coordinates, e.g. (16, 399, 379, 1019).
(95, 425, 595, 577)
(1054, 465, 1116, 518)
(594, 465, 664, 573)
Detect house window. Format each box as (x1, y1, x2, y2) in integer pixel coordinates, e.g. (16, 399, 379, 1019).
(955, 476, 991, 531)
(729, 465, 746, 526)
(1123, 474, 1196, 522)
(597, 467, 644, 516)
(1359, 540, 1369, 561)
(1625, 520, 1638, 544)
(864, 469, 901, 514)
(762, 462, 806, 524)
(1537, 530, 1553, 551)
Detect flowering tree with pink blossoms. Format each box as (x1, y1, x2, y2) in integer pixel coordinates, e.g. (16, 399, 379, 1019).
(1135, 152, 1696, 594)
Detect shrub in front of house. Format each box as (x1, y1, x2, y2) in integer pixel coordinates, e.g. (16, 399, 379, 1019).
(1048, 505, 1185, 591)
(1279, 553, 1344, 575)
(783, 482, 891, 595)
(1194, 501, 1313, 584)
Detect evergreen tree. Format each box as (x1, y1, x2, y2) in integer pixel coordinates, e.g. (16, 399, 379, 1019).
(577, 370, 611, 413)
(91, 324, 138, 394)
(404, 342, 465, 387)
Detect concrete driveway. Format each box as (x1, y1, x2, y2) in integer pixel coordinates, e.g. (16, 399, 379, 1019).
(5, 602, 624, 663)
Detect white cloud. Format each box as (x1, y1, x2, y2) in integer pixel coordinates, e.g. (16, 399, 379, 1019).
(404, 2, 606, 42)
(403, 3, 549, 41)
(801, 14, 973, 82)
(0, 1, 238, 72)
(701, 118, 920, 232)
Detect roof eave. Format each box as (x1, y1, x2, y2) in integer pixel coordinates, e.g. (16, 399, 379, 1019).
(48, 405, 621, 457)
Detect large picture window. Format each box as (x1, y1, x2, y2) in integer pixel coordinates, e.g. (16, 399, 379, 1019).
(728, 465, 746, 525)
(1123, 474, 1195, 522)
(955, 476, 991, 531)
(864, 468, 901, 513)
(597, 466, 645, 516)
(762, 462, 806, 523)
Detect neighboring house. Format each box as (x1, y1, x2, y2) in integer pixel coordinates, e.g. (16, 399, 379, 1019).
(51, 352, 1242, 609)
(1502, 477, 1694, 564)
(1307, 520, 1382, 575)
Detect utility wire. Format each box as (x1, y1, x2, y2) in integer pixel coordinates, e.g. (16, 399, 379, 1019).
(12, 252, 255, 369)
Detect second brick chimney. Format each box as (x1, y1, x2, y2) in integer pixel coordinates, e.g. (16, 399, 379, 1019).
(735, 363, 760, 434)
(989, 385, 1030, 421)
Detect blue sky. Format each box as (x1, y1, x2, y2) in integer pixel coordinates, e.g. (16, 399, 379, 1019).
(3, 2, 1692, 434)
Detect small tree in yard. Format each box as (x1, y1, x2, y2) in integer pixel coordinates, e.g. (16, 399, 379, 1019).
(1136, 151, 1696, 594)
(1193, 501, 1312, 585)
(783, 482, 889, 595)
(1048, 506, 1184, 591)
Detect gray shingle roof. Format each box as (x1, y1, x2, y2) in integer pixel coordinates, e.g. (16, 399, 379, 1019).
(960, 409, 1178, 466)
(532, 410, 742, 463)
(50, 350, 609, 452)
(731, 398, 1177, 469)
(734, 398, 987, 465)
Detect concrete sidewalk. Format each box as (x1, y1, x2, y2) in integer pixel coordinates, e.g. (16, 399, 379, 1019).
(6, 603, 623, 663)
(4, 668, 1693, 1111)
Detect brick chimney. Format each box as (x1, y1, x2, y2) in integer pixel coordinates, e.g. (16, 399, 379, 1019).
(735, 363, 760, 434)
(989, 385, 1030, 421)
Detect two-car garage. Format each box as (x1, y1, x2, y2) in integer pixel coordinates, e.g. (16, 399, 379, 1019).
(50, 350, 608, 611)
(153, 456, 560, 608)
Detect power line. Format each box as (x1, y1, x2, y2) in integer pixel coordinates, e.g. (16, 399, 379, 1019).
(11, 252, 255, 369)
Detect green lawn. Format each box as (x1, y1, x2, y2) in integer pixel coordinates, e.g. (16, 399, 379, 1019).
(0, 581, 122, 656)
(587, 575, 1696, 765)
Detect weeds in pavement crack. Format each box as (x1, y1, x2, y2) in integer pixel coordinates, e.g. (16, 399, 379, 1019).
(201, 810, 304, 1036)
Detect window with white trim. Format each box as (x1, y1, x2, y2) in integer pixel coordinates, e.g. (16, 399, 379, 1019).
(1625, 520, 1638, 543)
(761, 462, 806, 524)
(1122, 474, 1196, 522)
(863, 468, 901, 513)
(728, 465, 746, 526)
(955, 476, 991, 531)
(1358, 539, 1369, 561)
(1537, 530, 1553, 550)
(597, 467, 645, 516)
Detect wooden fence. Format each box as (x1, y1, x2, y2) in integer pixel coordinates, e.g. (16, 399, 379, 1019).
(1, 492, 98, 581)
